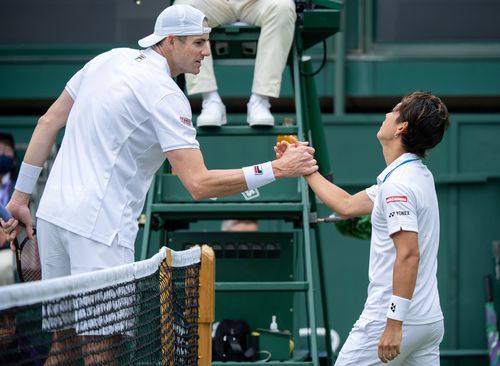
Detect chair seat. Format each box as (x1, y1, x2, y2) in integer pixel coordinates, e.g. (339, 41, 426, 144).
(210, 23, 261, 59)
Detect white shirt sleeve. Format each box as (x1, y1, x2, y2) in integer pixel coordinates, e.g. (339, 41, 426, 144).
(151, 92, 200, 152)
(65, 68, 85, 100)
(365, 184, 378, 202)
(379, 181, 419, 236)
(65, 51, 111, 101)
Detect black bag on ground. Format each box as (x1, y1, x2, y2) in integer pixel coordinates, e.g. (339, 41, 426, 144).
(212, 319, 257, 361)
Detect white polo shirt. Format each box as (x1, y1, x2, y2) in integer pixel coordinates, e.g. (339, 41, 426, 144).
(362, 153, 443, 325)
(37, 47, 199, 250)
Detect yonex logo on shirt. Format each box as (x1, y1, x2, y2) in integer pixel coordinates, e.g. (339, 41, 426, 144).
(254, 165, 263, 175)
(388, 211, 410, 218)
(386, 196, 408, 204)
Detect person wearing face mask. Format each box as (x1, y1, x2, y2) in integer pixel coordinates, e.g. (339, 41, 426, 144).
(0, 133, 17, 249)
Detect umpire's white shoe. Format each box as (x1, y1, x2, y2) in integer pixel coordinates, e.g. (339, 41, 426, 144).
(196, 100, 227, 127)
(247, 96, 275, 126)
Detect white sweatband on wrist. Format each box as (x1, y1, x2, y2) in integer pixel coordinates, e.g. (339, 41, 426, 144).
(386, 295, 411, 322)
(242, 161, 276, 190)
(15, 162, 43, 194)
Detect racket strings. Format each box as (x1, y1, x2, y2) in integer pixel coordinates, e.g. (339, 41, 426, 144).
(16, 228, 41, 282)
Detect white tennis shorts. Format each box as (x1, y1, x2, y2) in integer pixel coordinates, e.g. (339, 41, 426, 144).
(38, 219, 136, 336)
(335, 317, 444, 366)
(37, 218, 135, 279)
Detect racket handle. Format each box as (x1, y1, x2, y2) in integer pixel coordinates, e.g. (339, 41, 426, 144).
(0, 203, 13, 221)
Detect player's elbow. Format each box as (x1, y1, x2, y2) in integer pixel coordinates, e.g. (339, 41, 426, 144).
(335, 208, 357, 219)
(401, 247, 420, 265)
(186, 186, 203, 201)
(186, 181, 209, 201)
(178, 170, 213, 201)
(334, 203, 359, 219)
(37, 114, 52, 129)
(37, 114, 63, 133)
(189, 190, 205, 201)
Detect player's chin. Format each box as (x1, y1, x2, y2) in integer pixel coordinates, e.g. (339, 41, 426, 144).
(191, 62, 202, 74)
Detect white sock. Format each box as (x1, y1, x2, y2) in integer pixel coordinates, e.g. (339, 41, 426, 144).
(202, 91, 222, 104)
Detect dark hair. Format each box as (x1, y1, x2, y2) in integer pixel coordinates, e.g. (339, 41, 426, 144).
(396, 91, 450, 158)
(0, 132, 18, 179)
(0, 133, 14, 151)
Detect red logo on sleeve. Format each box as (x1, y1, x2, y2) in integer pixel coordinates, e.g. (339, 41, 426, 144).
(179, 116, 192, 126)
(386, 196, 408, 204)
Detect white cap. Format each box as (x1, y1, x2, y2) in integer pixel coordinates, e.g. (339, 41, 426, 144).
(138, 4, 211, 48)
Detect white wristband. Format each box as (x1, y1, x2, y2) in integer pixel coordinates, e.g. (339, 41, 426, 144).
(242, 161, 275, 190)
(15, 162, 43, 194)
(386, 295, 411, 322)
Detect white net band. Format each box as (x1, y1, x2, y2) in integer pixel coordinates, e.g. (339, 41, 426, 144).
(0, 245, 201, 311)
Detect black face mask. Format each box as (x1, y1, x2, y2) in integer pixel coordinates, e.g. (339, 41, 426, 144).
(0, 155, 14, 175)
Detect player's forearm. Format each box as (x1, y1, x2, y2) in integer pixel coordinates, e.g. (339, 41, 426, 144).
(385, 232, 419, 325)
(14, 109, 68, 199)
(168, 149, 262, 200)
(187, 168, 249, 201)
(306, 172, 361, 218)
(392, 248, 419, 300)
(23, 116, 61, 167)
(13, 118, 61, 198)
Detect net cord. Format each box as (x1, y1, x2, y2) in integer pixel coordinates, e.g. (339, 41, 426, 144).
(0, 246, 201, 311)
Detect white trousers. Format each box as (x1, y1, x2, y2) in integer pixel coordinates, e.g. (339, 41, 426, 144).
(38, 219, 134, 279)
(174, 0, 296, 98)
(335, 318, 444, 366)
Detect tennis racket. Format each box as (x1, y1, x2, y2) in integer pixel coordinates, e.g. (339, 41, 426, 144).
(0, 203, 41, 282)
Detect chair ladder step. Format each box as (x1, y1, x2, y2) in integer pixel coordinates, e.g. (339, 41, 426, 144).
(216, 281, 309, 292)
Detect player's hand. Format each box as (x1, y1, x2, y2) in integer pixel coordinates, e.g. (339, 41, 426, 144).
(272, 142, 317, 177)
(274, 136, 309, 159)
(274, 140, 288, 159)
(1, 217, 19, 252)
(0, 229, 10, 250)
(0, 215, 18, 245)
(5, 191, 34, 241)
(378, 319, 402, 363)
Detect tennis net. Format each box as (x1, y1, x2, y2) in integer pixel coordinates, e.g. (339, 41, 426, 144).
(0, 245, 214, 366)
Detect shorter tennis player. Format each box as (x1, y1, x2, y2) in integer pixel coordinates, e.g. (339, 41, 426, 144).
(276, 91, 449, 365)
